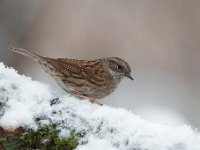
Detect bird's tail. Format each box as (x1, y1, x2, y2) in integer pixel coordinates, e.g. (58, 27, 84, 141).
(10, 46, 43, 63)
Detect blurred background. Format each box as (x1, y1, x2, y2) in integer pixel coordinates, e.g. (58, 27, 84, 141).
(1, 0, 200, 128)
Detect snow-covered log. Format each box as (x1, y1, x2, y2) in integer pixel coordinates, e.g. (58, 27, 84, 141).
(0, 62, 200, 150)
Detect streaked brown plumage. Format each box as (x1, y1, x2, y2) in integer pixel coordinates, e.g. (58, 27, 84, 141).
(10, 47, 133, 105)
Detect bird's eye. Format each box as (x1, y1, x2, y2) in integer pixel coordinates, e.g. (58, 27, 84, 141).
(117, 65, 123, 70)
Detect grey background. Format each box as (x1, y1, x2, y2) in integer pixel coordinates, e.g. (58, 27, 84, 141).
(1, 0, 200, 128)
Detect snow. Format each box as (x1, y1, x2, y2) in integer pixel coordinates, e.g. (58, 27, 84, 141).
(0, 62, 200, 150)
(76, 136, 118, 150)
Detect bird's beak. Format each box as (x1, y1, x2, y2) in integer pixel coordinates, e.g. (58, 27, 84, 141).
(126, 74, 134, 80)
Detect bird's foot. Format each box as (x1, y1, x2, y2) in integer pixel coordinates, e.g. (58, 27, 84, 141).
(71, 92, 103, 106)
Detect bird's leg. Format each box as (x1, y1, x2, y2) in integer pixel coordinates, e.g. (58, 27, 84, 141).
(71, 92, 103, 106)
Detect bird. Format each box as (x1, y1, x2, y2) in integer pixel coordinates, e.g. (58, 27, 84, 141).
(10, 47, 133, 106)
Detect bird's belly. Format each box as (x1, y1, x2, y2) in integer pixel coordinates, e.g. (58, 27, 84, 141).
(82, 83, 118, 99)
(54, 77, 119, 99)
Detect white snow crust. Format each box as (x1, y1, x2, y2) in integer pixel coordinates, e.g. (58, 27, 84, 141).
(0, 62, 200, 150)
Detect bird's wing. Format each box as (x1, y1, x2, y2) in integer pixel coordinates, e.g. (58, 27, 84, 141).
(56, 58, 110, 86)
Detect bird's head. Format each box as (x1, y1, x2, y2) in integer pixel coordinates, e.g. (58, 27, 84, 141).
(106, 57, 133, 81)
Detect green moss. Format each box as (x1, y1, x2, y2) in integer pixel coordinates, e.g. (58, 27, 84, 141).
(0, 125, 80, 150)
(1, 137, 17, 150)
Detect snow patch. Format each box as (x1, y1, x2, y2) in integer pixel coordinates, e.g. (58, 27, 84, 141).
(0, 62, 200, 150)
(76, 136, 118, 150)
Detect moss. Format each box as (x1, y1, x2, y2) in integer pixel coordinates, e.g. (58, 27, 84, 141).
(1, 137, 17, 150)
(0, 124, 80, 150)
